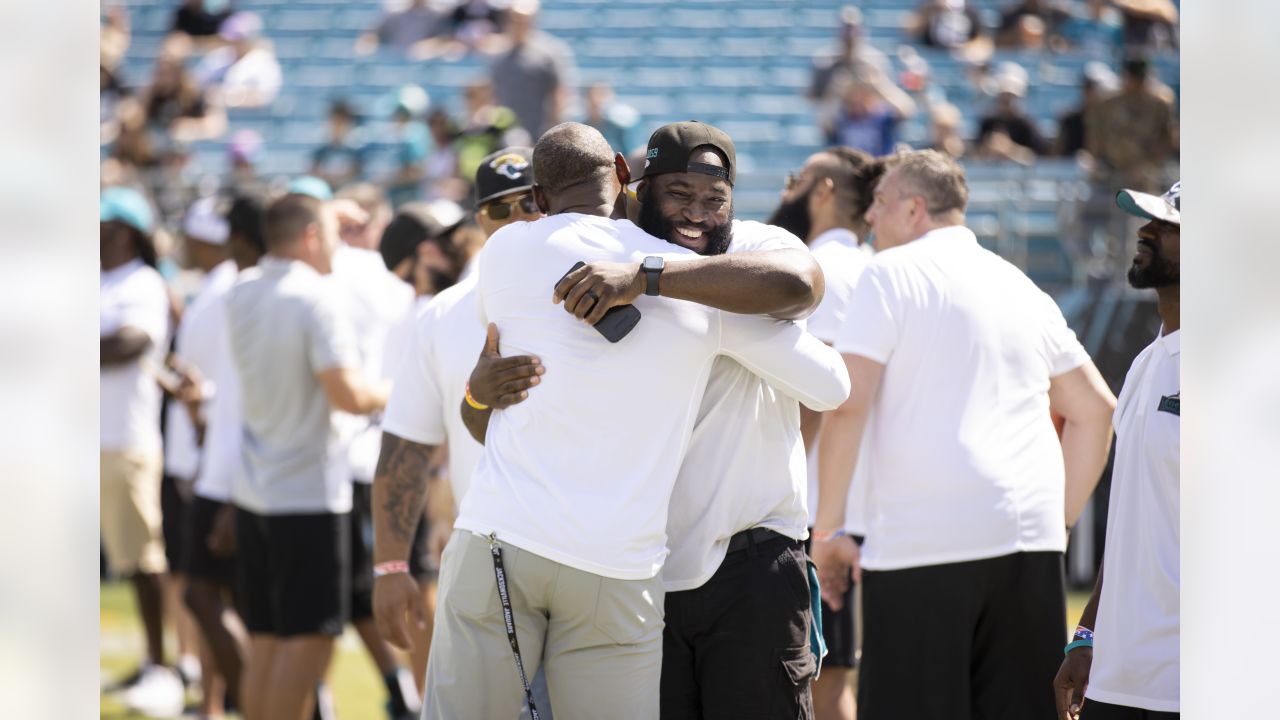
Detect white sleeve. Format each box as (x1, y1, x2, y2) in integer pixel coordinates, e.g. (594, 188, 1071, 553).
(718, 313, 851, 411)
(381, 310, 447, 446)
(1040, 291, 1091, 377)
(117, 274, 170, 346)
(307, 291, 360, 373)
(728, 221, 807, 254)
(834, 264, 897, 364)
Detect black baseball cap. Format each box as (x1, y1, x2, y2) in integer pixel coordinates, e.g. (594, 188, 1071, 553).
(380, 202, 466, 270)
(474, 147, 535, 207)
(639, 121, 736, 187)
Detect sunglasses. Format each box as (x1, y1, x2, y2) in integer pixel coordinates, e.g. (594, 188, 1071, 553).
(481, 194, 538, 220)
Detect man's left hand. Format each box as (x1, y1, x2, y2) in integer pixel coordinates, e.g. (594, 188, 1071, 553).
(553, 261, 644, 325)
(811, 534, 860, 610)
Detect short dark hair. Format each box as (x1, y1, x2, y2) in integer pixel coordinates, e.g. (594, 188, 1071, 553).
(532, 122, 616, 195)
(815, 147, 882, 225)
(263, 193, 323, 250)
(227, 192, 267, 254)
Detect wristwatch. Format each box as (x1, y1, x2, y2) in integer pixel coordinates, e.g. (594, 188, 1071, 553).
(641, 256, 664, 296)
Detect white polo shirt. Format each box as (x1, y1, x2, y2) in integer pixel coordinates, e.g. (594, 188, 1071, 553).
(382, 271, 486, 509)
(802, 228, 875, 534)
(101, 259, 170, 454)
(1087, 330, 1180, 712)
(836, 225, 1090, 571)
(330, 245, 415, 484)
(663, 220, 817, 592)
(457, 213, 850, 580)
(226, 256, 361, 515)
(164, 260, 240, 498)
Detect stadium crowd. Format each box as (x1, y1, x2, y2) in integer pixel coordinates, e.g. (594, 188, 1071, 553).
(100, 2, 1180, 720)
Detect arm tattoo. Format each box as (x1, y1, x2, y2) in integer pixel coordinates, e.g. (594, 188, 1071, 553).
(375, 433, 436, 544)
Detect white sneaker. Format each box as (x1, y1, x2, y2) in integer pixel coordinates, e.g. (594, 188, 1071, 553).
(177, 653, 202, 689)
(121, 664, 185, 718)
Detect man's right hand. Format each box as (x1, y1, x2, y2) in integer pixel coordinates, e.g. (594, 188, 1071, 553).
(811, 534, 859, 610)
(1053, 646, 1093, 720)
(468, 323, 545, 409)
(373, 573, 427, 650)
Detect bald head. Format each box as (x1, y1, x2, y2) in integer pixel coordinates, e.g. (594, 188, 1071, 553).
(532, 122, 623, 216)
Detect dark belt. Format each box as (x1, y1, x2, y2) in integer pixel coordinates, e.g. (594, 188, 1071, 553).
(726, 527, 794, 554)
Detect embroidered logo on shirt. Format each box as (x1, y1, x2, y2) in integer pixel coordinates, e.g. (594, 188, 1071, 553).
(1157, 392, 1180, 416)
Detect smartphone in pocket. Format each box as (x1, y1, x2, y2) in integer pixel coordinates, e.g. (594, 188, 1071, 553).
(556, 261, 642, 343)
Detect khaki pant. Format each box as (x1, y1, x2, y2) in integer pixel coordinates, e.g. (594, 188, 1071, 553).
(426, 530, 664, 720)
(100, 449, 167, 576)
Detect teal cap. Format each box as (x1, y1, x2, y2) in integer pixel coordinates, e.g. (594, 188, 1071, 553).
(288, 175, 334, 201)
(100, 186, 155, 235)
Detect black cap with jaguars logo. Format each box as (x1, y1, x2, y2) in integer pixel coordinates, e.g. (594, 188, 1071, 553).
(475, 147, 535, 207)
(639, 121, 736, 187)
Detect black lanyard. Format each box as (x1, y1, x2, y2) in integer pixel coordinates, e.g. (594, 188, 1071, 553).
(488, 532, 541, 720)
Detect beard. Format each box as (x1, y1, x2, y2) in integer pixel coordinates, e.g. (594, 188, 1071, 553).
(637, 185, 734, 256)
(1126, 243, 1179, 289)
(766, 191, 812, 243)
(427, 266, 461, 293)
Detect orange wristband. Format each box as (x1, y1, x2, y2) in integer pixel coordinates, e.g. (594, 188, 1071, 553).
(464, 382, 489, 411)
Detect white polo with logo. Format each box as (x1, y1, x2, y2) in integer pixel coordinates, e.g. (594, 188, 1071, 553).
(1086, 329, 1180, 712)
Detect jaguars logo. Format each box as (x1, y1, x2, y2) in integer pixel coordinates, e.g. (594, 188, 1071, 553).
(489, 153, 529, 180)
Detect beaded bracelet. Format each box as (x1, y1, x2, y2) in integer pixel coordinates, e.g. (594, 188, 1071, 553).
(373, 560, 410, 578)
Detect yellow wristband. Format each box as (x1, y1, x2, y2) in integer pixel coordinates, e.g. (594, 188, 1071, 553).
(464, 382, 489, 411)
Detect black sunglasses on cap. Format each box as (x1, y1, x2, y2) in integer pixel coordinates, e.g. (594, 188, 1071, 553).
(481, 194, 538, 221)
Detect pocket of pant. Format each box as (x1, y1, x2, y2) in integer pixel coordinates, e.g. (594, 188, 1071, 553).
(775, 545, 813, 607)
(593, 576, 664, 646)
(776, 645, 817, 687)
(442, 532, 500, 621)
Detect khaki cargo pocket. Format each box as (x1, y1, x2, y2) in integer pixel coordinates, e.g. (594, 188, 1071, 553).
(593, 575, 664, 646)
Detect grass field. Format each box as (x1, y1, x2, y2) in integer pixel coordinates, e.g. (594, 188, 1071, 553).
(100, 580, 1092, 719)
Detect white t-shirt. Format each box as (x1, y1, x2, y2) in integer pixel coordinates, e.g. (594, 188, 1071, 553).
(802, 228, 875, 533)
(101, 259, 170, 454)
(663, 220, 817, 592)
(382, 272, 487, 509)
(330, 245, 415, 483)
(457, 213, 850, 580)
(835, 225, 1090, 570)
(1087, 330, 1180, 712)
(164, 260, 239, 495)
(226, 257, 360, 515)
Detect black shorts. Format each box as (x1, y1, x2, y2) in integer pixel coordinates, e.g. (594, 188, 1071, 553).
(803, 532, 862, 669)
(1081, 700, 1179, 720)
(662, 528, 815, 720)
(349, 482, 434, 621)
(858, 551, 1066, 720)
(181, 496, 236, 587)
(160, 474, 190, 571)
(235, 506, 350, 637)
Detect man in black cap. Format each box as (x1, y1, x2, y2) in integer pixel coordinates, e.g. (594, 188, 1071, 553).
(468, 122, 834, 718)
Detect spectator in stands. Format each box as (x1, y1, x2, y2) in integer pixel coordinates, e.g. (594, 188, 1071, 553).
(927, 102, 968, 160)
(197, 12, 282, 109)
(825, 70, 917, 157)
(1009, 15, 1049, 50)
(226, 129, 266, 196)
(1113, 0, 1179, 53)
(809, 7, 891, 107)
(907, 0, 986, 51)
(385, 86, 433, 209)
(976, 72, 1049, 162)
(101, 11, 132, 147)
(1055, 0, 1124, 58)
(490, 0, 578, 139)
(311, 100, 368, 192)
(171, 0, 233, 42)
(423, 109, 467, 201)
(1055, 61, 1117, 158)
(996, 0, 1070, 48)
(355, 0, 445, 57)
(582, 83, 639, 154)
(1085, 57, 1175, 193)
(454, 79, 530, 189)
(446, 0, 508, 54)
(142, 51, 227, 149)
(101, 186, 186, 718)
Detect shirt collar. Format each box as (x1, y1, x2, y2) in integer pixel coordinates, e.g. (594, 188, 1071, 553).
(913, 224, 978, 246)
(1158, 328, 1180, 356)
(101, 258, 145, 284)
(259, 255, 313, 276)
(810, 227, 860, 252)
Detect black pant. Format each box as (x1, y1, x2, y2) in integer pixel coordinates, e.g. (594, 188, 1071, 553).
(1082, 700, 1179, 720)
(235, 506, 350, 637)
(661, 529, 815, 720)
(859, 551, 1066, 720)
